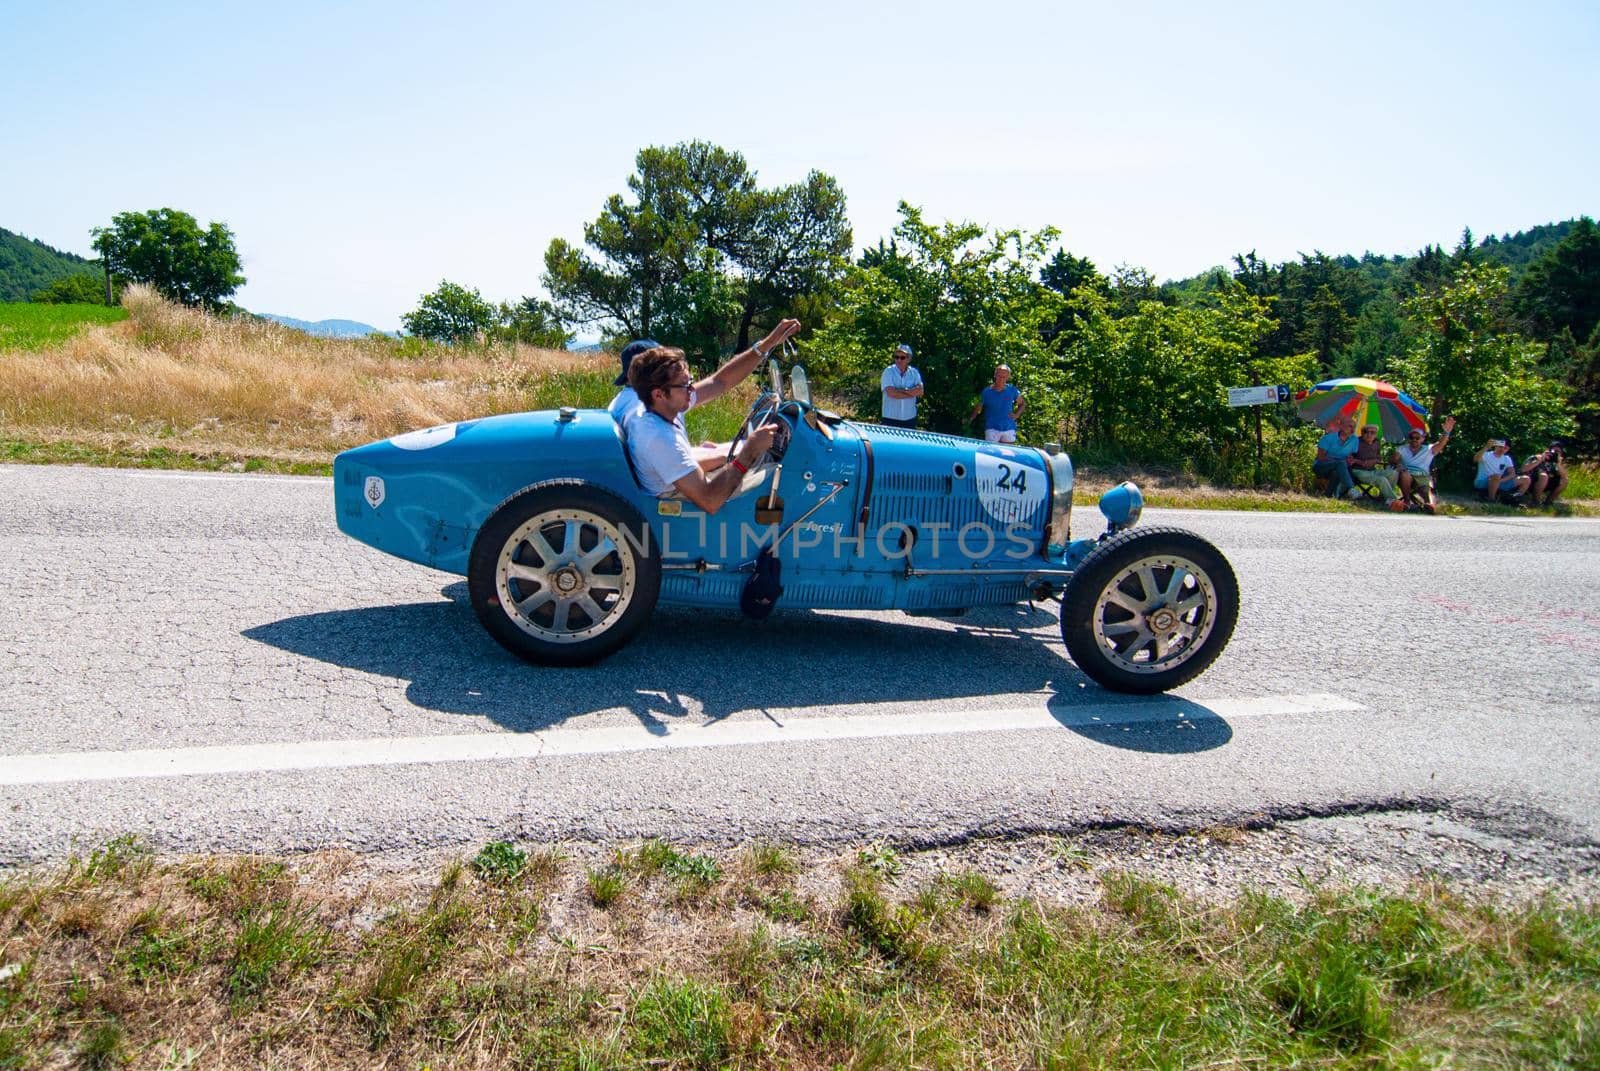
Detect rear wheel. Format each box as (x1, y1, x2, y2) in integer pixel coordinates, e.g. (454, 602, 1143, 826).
(468, 482, 660, 666)
(1060, 526, 1238, 694)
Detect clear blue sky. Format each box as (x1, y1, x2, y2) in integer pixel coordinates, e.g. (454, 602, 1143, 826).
(5, 1, 1597, 332)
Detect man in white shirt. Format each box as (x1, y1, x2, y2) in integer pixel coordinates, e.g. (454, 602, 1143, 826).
(1474, 436, 1531, 503)
(1396, 415, 1454, 513)
(879, 343, 923, 428)
(627, 320, 801, 513)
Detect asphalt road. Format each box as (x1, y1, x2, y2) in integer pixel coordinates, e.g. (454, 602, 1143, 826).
(2, 464, 1598, 863)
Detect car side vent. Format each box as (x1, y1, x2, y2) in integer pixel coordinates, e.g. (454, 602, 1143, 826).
(854, 423, 966, 446)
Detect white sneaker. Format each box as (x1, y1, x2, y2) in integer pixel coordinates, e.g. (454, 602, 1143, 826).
(1346, 487, 1362, 500)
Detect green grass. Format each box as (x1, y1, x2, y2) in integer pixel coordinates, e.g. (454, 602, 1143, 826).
(469, 840, 527, 885)
(1565, 460, 1600, 499)
(0, 437, 333, 475)
(0, 301, 127, 351)
(226, 899, 325, 1005)
(3, 838, 1599, 1069)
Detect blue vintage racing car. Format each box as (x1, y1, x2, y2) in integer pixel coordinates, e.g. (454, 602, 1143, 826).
(333, 359, 1238, 693)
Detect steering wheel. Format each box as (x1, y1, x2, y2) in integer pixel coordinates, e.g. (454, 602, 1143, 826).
(728, 395, 792, 464)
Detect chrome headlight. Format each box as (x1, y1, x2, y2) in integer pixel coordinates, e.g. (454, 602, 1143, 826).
(1045, 451, 1074, 552)
(1098, 481, 1144, 531)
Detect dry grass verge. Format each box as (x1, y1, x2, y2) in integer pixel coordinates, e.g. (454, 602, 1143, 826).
(0, 288, 748, 468)
(2, 833, 1596, 1069)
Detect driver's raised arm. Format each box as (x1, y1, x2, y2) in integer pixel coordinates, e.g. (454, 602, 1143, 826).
(672, 425, 776, 514)
(692, 319, 802, 405)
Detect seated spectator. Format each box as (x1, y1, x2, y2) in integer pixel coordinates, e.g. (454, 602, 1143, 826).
(1474, 438, 1532, 503)
(1521, 441, 1569, 506)
(1396, 416, 1455, 514)
(1350, 424, 1405, 511)
(1313, 416, 1361, 499)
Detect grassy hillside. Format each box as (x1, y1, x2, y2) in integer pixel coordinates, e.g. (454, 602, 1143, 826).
(0, 302, 128, 351)
(0, 286, 751, 473)
(0, 227, 103, 303)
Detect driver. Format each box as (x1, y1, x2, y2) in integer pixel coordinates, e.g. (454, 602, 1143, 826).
(627, 319, 800, 513)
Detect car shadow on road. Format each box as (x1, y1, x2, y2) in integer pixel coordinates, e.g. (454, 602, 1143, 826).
(241, 583, 1232, 753)
(1045, 697, 1233, 754)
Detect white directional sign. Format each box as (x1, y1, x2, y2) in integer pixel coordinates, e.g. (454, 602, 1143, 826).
(1228, 385, 1288, 407)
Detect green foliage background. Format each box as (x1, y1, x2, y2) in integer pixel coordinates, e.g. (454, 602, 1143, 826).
(0, 228, 104, 303)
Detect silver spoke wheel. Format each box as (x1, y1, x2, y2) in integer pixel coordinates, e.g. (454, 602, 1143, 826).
(1088, 552, 1220, 677)
(495, 508, 636, 644)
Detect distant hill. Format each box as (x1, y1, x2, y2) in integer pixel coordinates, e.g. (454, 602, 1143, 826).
(1168, 219, 1580, 292)
(0, 227, 103, 302)
(259, 313, 390, 338)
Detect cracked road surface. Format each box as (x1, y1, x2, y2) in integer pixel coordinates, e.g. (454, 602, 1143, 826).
(2, 464, 1598, 863)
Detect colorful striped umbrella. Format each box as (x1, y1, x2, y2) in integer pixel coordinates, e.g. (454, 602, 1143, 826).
(1294, 377, 1429, 442)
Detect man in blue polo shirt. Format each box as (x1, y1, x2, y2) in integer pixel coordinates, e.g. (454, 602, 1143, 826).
(1314, 415, 1362, 499)
(970, 364, 1024, 443)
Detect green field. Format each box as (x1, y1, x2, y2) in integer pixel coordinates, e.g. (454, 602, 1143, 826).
(0, 301, 128, 351)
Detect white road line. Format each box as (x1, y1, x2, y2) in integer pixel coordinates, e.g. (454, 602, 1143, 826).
(0, 693, 1362, 786)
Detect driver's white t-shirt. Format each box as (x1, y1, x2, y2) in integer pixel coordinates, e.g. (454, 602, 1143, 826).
(628, 411, 698, 496)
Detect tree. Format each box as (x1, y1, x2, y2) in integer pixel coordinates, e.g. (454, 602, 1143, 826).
(542, 141, 850, 363)
(1298, 284, 1352, 370)
(1513, 216, 1600, 346)
(90, 208, 244, 309)
(1057, 281, 1304, 482)
(1039, 248, 1109, 345)
(402, 281, 497, 344)
(30, 273, 115, 305)
(1394, 263, 1572, 482)
(496, 296, 571, 349)
(808, 204, 1065, 438)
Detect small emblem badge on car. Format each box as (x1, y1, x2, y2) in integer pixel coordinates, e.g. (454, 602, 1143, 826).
(363, 476, 386, 509)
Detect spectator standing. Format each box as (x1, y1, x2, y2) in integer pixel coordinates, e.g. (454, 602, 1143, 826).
(1521, 442, 1568, 506)
(1396, 416, 1453, 514)
(879, 343, 923, 428)
(971, 364, 1025, 443)
(1474, 438, 1531, 503)
(1313, 416, 1361, 499)
(1351, 424, 1405, 510)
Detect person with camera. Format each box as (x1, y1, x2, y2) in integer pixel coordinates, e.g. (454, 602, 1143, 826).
(1520, 441, 1568, 507)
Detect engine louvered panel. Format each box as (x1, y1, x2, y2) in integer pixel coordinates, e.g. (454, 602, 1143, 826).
(854, 423, 967, 447)
(874, 493, 990, 532)
(782, 582, 895, 609)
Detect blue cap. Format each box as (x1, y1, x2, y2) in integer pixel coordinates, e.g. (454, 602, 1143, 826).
(616, 339, 660, 386)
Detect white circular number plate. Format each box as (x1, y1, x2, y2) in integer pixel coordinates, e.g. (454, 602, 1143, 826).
(389, 423, 458, 450)
(974, 452, 1045, 524)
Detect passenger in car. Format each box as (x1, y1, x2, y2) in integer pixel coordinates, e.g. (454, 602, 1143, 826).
(606, 338, 659, 427)
(626, 319, 801, 513)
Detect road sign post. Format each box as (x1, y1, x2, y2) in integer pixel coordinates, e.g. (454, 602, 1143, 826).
(1227, 385, 1289, 485)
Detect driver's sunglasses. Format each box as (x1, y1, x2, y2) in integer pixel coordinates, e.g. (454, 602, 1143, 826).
(895, 354, 910, 361)
(664, 380, 693, 392)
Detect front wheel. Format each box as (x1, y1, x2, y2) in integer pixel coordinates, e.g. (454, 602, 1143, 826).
(468, 481, 660, 667)
(1060, 526, 1238, 694)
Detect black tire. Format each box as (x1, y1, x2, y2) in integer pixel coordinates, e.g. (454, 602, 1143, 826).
(1060, 526, 1238, 694)
(468, 481, 660, 667)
